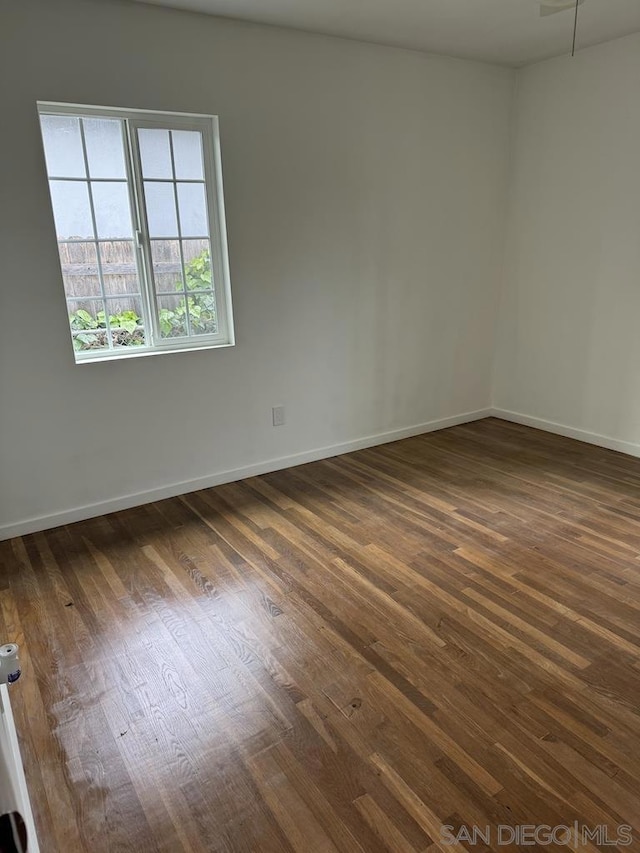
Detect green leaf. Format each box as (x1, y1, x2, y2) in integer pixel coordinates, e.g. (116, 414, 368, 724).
(74, 332, 99, 350)
(70, 309, 97, 330)
(158, 308, 174, 336)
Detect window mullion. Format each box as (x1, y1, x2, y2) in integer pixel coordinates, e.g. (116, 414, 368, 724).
(168, 131, 193, 338)
(78, 119, 113, 350)
(123, 119, 158, 348)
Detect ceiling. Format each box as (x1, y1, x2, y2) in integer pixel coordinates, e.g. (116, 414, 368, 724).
(135, 0, 640, 66)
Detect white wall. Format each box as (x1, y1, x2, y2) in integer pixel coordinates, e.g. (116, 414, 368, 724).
(493, 32, 640, 455)
(0, 0, 514, 538)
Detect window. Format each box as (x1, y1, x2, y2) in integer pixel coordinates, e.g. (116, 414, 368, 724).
(37, 103, 234, 362)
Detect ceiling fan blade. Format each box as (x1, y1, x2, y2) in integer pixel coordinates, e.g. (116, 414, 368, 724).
(539, 0, 584, 16)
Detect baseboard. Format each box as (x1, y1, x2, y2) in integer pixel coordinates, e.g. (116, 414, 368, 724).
(490, 408, 640, 459)
(0, 408, 491, 541)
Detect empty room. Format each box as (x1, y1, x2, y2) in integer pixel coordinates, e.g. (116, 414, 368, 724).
(1, 0, 640, 849)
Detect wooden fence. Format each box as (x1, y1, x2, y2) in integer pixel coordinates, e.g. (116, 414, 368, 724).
(59, 239, 206, 302)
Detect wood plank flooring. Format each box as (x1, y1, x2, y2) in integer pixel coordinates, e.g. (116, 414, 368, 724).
(1, 417, 640, 852)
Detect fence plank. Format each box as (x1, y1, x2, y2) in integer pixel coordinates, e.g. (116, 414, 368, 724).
(61, 262, 182, 276)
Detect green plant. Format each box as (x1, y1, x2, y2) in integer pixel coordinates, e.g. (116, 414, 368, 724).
(69, 249, 217, 350)
(69, 307, 146, 350)
(156, 248, 216, 338)
(184, 249, 212, 290)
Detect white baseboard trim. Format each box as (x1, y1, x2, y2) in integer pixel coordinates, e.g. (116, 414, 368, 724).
(0, 408, 491, 542)
(490, 408, 640, 459)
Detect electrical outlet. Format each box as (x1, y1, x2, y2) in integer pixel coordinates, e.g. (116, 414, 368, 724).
(272, 406, 285, 427)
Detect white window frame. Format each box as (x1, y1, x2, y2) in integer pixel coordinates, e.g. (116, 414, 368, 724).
(37, 101, 235, 363)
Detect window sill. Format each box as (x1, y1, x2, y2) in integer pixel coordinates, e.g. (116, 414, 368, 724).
(74, 339, 234, 364)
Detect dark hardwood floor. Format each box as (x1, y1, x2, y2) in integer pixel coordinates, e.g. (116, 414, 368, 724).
(1, 417, 640, 852)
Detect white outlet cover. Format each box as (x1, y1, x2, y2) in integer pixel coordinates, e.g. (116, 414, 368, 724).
(272, 406, 285, 426)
